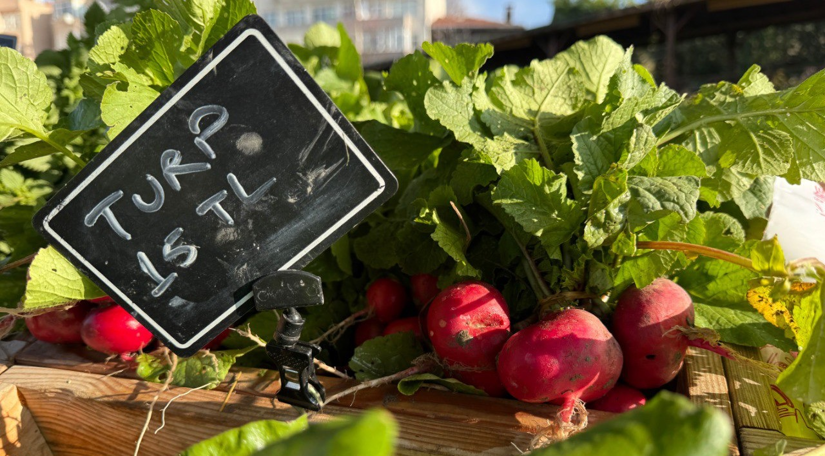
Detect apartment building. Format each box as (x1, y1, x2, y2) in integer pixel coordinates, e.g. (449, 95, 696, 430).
(254, 0, 447, 64)
(0, 0, 52, 58)
(14, 0, 449, 65)
(51, 0, 87, 49)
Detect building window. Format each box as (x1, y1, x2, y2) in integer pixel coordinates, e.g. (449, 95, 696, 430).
(261, 12, 278, 28)
(360, 1, 384, 19)
(312, 6, 336, 23)
(341, 2, 355, 19)
(53, 1, 87, 18)
(285, 9, 306, 26)
(363, 27, 404, 53)
(0, 13, 20, 32)
(391, 1, 417, 18)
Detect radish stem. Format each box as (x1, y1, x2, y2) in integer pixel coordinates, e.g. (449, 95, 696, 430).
(323, 358, 437, 406)
(309, 308, 371, 345)
(636, 241, 754, 271)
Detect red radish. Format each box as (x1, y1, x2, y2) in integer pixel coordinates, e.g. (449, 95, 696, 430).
(26, 302, 93, 344)
(612, 278, 694, 389)
(366, 277, 409, 323)
(81, 305, 153, 356)
(497, 308, 622, 421)
(203, 328, 231, 350)
(588, 384, 646, 414)
(382, 317, 422, 339)
(88, 296, 115, 305)
(410, 274, 440, 306)
(427, 281, 510, 396)
(354, 318, 385, 346)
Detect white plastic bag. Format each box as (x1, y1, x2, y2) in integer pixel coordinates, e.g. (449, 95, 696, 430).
(764, 178, 825, 262)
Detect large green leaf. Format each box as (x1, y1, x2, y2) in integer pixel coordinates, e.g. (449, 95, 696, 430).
(22, 247, 104, 310)
(348, 332, 424, 381)
(384, 51, 444, 135)
(100, 80, 160, 139)
(694, 300, 795, 351)
(425, 78, 540, 172)
(357, 121, 447, 171)
(126, 9, 185, 86)
(554, 35, 624, 104)
(421, 42, 493, 86)
(0, 48, 53, 141)
(531, 391, 731, 456)
(626, 175, 700, 227)
(584, 168, 629, 248)
(492, 159, 583, 252)
(181, 417, 308, 456)
(669, 69, 825, 182)
(251, 409, 397, 456)
(777, 285, 825, 404)
(750, 237, 787, 277)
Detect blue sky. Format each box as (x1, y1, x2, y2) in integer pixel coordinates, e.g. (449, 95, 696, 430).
(464, 0, 554, 29)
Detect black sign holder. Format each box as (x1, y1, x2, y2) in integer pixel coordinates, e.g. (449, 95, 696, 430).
(253, 269, 326, 410)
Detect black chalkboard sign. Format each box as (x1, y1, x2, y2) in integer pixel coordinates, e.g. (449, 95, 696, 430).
(34, 16, 397, 357)
(0, 35, 16, 49)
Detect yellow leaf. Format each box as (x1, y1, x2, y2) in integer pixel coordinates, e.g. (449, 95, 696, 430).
(746, 282, 816, 341)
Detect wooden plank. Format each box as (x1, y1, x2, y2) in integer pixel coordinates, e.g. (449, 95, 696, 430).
(707, 0, 792, 13)
(15, 341, 285, 398)
(2, 365, 615, 456)
(0, 383, 53, 456)
(723, 346, 782, 432)
(678, 347, 740, 456)
(13, 341, 614, 436)
(576, 14, 640, 37)
(0, 340, 32, 375)
(739, 428, 823, 455)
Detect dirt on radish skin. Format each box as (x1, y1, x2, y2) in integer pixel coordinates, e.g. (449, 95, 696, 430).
(496, 308, 622, 421)
(427, 281, 510, 396)
(81, 305, 153, 356)
(588, 384, 646, 414)
(26, 301, 93, 344)
(612, 278, 694, 390)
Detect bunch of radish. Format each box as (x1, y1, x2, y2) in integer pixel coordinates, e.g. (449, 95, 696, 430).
(355, 275, 708, 429)
(352, 274, 437, 346)
(25, 299, 155, 360)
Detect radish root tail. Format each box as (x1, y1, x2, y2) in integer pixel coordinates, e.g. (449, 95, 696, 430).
(529, 398, 588, 450)
(672, 326, 781, 374)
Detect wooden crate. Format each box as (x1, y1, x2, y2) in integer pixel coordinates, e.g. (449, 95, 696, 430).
(677, 346, 824, 456)
(0, 339, 822, 455)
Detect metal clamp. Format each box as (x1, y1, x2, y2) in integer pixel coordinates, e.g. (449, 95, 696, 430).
(253, 270, 326, 411)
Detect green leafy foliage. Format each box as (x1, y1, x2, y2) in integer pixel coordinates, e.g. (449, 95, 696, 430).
(0, 48, 53, 142)
(397, 373, 486, 396)
(22, 247, 104, 310)
(182, 410, 397, 456)
(250, 409, 397, 456)
(2, 0, 825, 426)
(693, 300, 794, 351)
(777, 285, 825, 405)
(136, 346, 254, 389)
(421, 42, 493, 86)
(531, 391, 732, 456)
(181, 417, 308, 456)
(348, 332, 424, 381)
